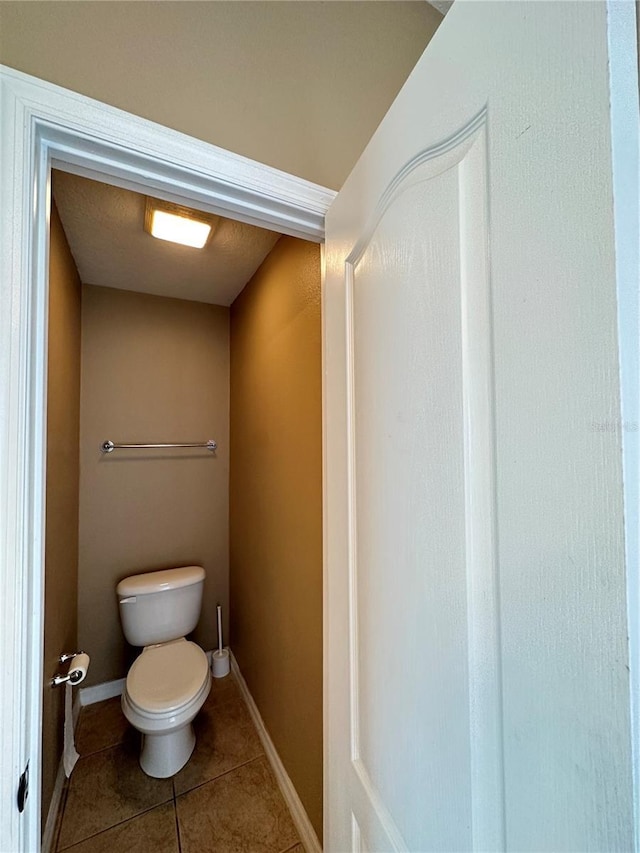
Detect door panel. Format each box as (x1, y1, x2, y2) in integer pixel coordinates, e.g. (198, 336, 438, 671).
(353, 164, 468, 848)
(324, 3, 634, 850)
(347, 124, 496, 852)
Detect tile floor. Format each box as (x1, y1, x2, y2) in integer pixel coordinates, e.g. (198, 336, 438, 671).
(52, 674, 304, 853)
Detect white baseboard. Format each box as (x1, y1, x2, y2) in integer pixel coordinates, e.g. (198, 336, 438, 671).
(79, 677, 125, 707)
(230, 650, 322, 853)
(42, 693, 81, 853)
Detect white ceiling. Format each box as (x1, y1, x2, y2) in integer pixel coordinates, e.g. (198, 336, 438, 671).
(52, 170, 281, 306)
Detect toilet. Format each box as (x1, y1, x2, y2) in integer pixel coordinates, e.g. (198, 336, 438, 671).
(116, 565, 211, 778)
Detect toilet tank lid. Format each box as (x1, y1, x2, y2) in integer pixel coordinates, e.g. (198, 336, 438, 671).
(116, 566, 205, 596)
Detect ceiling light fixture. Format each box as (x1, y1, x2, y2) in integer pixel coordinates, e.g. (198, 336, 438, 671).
(144, 198, 216, 249)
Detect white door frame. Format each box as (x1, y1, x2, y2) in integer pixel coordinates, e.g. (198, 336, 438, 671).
(608, 5, 640, 841)
(0, 64, 335, 853)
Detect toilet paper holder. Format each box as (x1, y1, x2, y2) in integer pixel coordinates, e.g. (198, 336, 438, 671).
(51, 651, 87, 687)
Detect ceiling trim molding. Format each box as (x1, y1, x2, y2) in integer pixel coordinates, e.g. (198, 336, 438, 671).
(0, 63, 335, 853)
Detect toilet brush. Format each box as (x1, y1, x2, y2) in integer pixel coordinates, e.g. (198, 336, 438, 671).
(212, 603, 230, 678)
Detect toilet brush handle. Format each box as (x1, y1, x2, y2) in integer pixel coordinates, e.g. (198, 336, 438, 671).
(217, 605, 223, 654)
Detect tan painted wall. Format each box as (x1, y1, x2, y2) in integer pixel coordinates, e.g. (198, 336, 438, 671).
(78, 286, 229, 686)
(0, 2, 441, 189)
(43, 205, 81, 824)
(230, 237, 323, 838)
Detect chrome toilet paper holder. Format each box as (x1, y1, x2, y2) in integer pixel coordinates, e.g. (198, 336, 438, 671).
(51, 651, 86, 687)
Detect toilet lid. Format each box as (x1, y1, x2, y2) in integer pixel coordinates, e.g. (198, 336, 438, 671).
(126, 640, 209, 715)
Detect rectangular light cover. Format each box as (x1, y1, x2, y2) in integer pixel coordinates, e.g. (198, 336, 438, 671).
(150, 209, 212, 248)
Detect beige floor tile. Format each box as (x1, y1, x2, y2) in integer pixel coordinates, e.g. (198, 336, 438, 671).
(75, 696, 131, 756)
(208, 673, 241, 705)
(57, 742, 173, 849)
(176, 757, 299, 853)
(60, 802, 179, 853)
(173, 682, 264, 795)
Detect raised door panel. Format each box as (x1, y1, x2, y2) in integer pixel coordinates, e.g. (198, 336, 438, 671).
(341, 120, 501, 851)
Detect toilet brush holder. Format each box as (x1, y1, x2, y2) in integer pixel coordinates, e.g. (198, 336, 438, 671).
(213, 603, 230, 677)
(212, 648, 230, 678)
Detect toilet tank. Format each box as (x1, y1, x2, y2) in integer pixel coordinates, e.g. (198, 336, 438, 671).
(116, 566, 205, 646)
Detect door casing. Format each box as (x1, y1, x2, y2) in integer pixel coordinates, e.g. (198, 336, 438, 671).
(0, 64, 335, 852)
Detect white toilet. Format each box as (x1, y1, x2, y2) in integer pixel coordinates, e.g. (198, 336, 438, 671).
(116, 565, 211, 778)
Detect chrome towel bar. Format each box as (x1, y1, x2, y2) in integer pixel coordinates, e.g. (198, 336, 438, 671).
(101, 439, 217, 453)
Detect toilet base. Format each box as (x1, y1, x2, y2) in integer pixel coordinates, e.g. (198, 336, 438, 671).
(139, 723, 196, 778)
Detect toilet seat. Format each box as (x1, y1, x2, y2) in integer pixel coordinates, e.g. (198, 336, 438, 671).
(126, 638, 209, 716)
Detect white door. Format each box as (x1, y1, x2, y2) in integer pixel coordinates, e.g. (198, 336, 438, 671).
(324, 2, 636, 851)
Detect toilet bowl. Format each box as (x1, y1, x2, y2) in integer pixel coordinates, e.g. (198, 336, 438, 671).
(121, 637, 211, 778)
(116, 566, 211, 778)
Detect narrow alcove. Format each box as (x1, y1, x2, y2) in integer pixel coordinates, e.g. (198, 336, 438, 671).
(43, 169, 323, 850)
